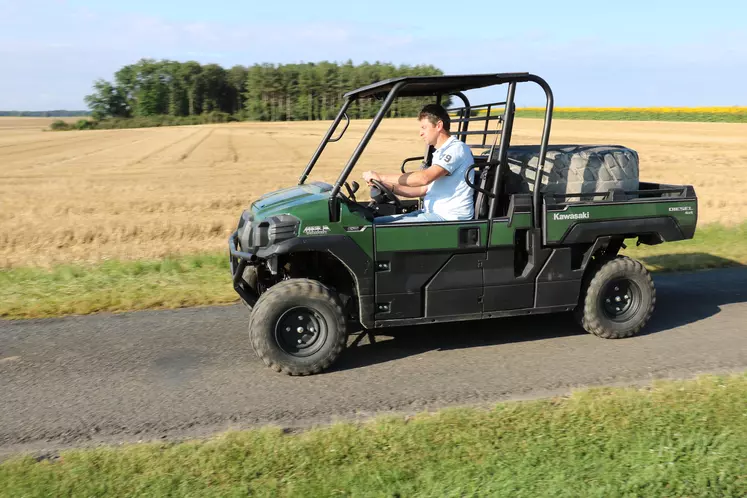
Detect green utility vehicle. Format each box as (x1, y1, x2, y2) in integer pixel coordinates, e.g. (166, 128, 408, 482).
(229, 73, 698, 375)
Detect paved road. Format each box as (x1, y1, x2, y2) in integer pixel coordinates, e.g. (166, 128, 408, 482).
(1, 268, 746, 456)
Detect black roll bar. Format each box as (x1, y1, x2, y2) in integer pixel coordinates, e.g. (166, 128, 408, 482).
(401, 156, 425, 174)
(525, 75, 554, 227)
(487, 81, 516, 219)
(486, 75, 554, 226)
(311, 73, 553, 227)
(450, 91, 471, 143)
(329, 113, 350, 143)
(465, 163, 496, 198)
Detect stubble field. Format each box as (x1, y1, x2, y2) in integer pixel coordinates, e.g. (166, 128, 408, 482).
(1, 117, 746, 268)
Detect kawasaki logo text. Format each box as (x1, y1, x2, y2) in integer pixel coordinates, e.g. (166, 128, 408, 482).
(553, 212, 590, 221)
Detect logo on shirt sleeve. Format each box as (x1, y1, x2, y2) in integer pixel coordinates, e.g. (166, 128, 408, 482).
(434, 141, 462, 174)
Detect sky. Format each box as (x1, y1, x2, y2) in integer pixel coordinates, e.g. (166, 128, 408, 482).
(0, 0, 745, 110)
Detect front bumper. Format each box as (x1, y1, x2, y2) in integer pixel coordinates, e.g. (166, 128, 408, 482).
(228, 230, 259, 309)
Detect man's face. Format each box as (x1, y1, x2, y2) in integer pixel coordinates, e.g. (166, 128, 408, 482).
(419, 118, 440, 146)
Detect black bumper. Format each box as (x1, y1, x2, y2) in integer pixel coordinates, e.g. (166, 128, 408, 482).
(228, 230, 259, 309)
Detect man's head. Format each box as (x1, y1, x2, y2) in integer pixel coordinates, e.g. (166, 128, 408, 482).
(418, 104, 450, 147)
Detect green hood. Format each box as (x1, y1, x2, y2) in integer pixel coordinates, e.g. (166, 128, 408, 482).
(251, 182, 333, 220)
(240, 181, 373, 260)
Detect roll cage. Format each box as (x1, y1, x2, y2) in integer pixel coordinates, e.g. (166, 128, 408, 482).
(297, 72, 554, 227)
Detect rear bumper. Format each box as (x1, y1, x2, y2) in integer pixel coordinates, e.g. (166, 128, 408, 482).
(228, 230, 259, 309)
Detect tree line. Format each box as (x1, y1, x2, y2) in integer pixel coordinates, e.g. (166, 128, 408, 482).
(84, 59, 445, 122)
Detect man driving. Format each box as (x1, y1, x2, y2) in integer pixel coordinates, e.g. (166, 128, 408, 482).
(362, 104, 475, 223)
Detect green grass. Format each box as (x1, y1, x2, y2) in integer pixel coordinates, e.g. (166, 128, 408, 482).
(514, 109, 747, 123)
(1, 373, 745, 497)
(623, 222, 747, 271)
(0, 253, 235, 319)
(1, 223, 745, 320)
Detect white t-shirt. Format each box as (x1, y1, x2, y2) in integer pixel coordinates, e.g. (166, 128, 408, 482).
(422, 135, 475, 221)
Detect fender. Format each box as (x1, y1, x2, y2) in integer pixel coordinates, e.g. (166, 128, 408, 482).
(558, 217, 685, 245)
(256, 235, 376, 328)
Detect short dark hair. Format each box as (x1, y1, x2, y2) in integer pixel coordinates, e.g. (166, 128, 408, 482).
(419, 104, 450, 132)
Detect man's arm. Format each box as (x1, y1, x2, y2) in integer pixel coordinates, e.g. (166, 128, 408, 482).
(390, 183, 428, 198)
(379, 166, 447, 188)
(362, 166, 448, 198)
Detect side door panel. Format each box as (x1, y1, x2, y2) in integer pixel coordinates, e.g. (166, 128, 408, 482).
(374, 221, 487, 320)
(424, 253, 484, 316)
(483, 213, 535, 311)
(374, 252, 451, 319)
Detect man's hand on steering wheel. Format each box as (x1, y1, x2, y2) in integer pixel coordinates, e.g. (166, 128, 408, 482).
(369, 178, 402, 209)
(362, 170, 381, 185)
(362, 170, 402, 209)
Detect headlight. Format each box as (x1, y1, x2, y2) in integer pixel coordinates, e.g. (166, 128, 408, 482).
(238, 214, 299, 252)
(267, 215, 300, 245)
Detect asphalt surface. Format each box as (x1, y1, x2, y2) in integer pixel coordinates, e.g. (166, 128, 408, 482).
(1, 267, 746, 456)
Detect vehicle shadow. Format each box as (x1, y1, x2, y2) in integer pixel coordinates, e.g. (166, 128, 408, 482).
(642, 260, 747, 333)
(331, 265, 747, 373)
(636, 253, 744, 273)
(332, 312, 583, 373)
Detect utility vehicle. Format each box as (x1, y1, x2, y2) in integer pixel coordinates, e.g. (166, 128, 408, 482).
(228, 73, 698, 375)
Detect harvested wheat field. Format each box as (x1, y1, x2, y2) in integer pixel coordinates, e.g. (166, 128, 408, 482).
(1, 117, 746, 268)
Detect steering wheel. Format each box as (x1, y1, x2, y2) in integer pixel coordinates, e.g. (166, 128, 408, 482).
(343, 181, 358, 202)
(369, 179, 402, 209)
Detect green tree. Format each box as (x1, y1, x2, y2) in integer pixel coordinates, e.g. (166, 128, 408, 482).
(86, 60, 445, 122)
(131, 59, 169, 116)
(178, 61, 204, 116)
(200, 64, 228, 113)
(84, 79, 130, 119)
(227, 65, 249, 115)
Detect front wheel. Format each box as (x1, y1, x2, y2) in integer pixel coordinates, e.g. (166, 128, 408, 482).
(576, 256, 656, 339)
(249, 278, 347, 375)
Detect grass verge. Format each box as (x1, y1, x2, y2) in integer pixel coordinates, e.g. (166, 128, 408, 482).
(622, 222, 747, 271)
(1, 373, 745, 497)
(0, 253, 234, 319)
(1, 223, 745, 320)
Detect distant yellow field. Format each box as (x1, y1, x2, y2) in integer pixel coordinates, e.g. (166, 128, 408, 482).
(520, 106, 747, 114)
(469, 107, 747, 122)
(0, 116, 746, 268)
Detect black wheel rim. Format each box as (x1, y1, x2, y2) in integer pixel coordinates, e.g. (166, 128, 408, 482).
(601, 278, 642, 322)
(275, 307, 328, 357)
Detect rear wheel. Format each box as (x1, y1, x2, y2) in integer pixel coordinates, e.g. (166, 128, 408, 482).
(577, 256, 655, 339)
(249, 278, 347, 375)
